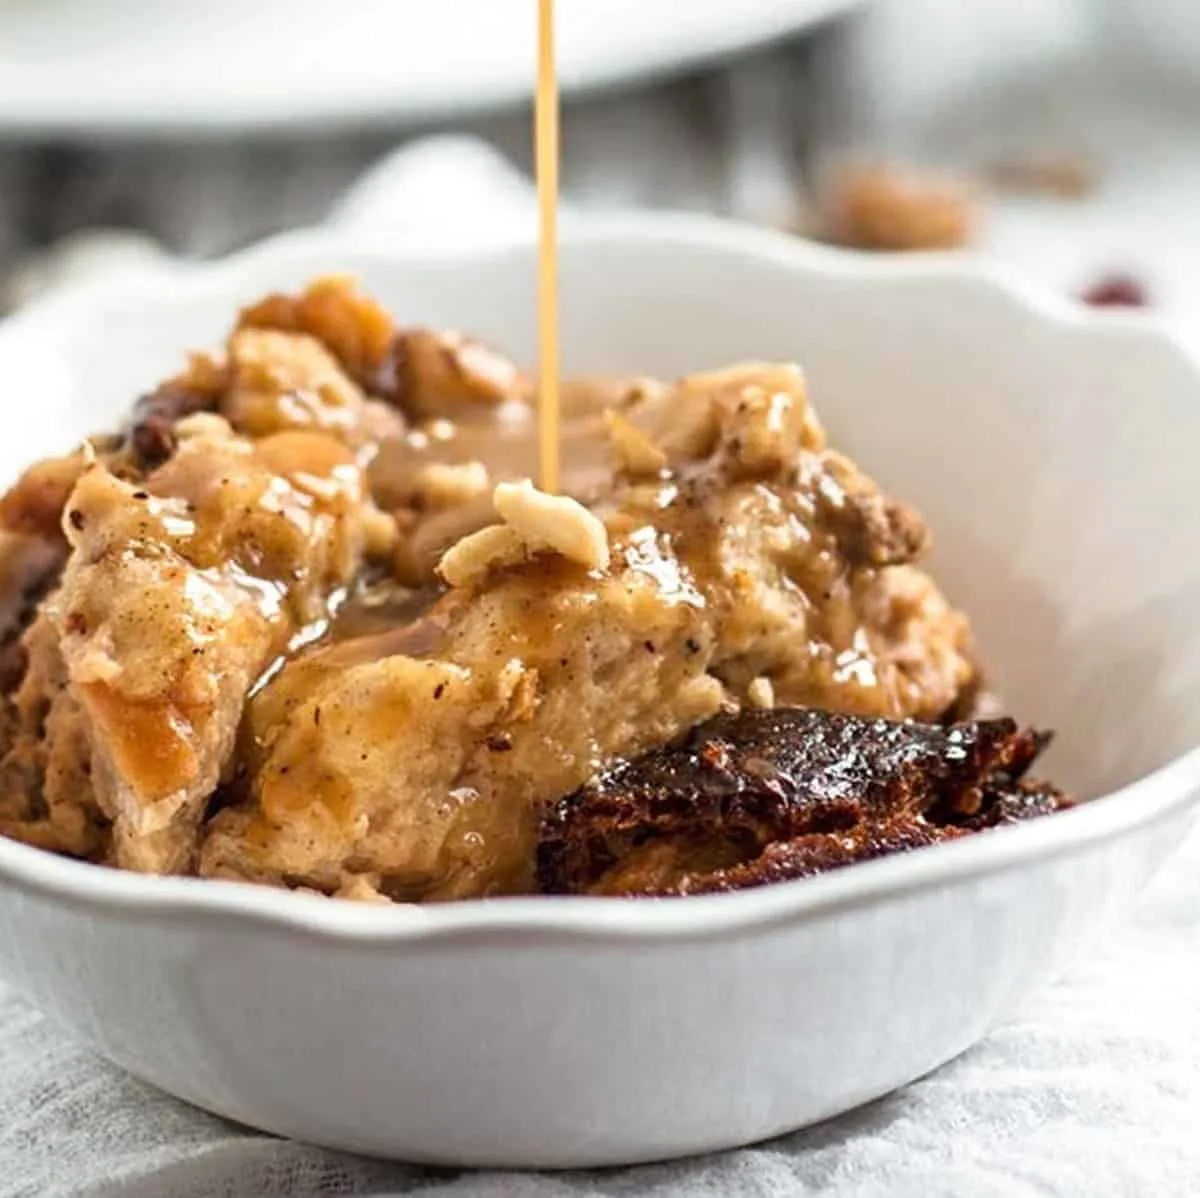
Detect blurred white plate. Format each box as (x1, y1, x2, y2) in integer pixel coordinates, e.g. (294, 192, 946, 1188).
(0, 0, 862, 136)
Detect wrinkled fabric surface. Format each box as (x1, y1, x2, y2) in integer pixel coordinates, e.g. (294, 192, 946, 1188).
(3, 823, 1198, 1198)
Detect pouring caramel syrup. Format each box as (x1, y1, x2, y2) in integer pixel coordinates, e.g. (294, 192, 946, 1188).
(536, 0, 561, 494)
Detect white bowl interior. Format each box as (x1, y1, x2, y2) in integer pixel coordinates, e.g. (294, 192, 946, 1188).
(4, 224, 1199, 800)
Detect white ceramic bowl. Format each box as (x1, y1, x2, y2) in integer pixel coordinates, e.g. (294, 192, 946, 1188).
(1, 218, 1199, 1169)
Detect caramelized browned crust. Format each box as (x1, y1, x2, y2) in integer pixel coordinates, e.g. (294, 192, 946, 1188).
(537, 708, 1070, 897)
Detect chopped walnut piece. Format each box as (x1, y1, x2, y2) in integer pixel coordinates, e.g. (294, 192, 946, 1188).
(493, 480, 609, 572)
(391, 329, 528, 420)
(174, 412, 235, 443)
(411, 461, 490, 511)
(394, 495, 495, 587)
(438, 525, 528, 589)
(747, 676, 775, 709)
(637, 380, 721, 461)
(604, 410, 667, 478)
(714, 367, 820, 478)
(237, 274, 396, 391)
(225, 329, 367, 441)
(437, 481, 611, 589)
(361, 508, 399, 559)
(335, 873, 390, 903)
(634, 362, 824, 471)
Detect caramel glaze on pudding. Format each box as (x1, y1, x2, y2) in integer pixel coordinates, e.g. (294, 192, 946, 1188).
(0, 277, 1066, 903)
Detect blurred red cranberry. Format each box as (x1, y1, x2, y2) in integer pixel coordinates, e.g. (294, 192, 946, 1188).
(1080, 274, 1148, 308)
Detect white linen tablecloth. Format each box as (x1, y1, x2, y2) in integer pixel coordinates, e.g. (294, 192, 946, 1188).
(3, 138, 1200, 1198)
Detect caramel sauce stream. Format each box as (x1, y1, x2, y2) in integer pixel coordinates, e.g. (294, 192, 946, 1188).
(536, 0, 561, 494)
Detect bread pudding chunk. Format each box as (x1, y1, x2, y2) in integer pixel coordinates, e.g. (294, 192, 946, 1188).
(0, 279, 403, 872)
(45, 429, 371, 873)
(0, 275, 1060, 904)
(199, 359, 976, 900)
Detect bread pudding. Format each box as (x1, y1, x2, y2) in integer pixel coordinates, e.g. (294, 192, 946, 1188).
(0, 277, 1068, 901)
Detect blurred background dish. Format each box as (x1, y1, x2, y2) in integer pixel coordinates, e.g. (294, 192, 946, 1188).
(2, 1, 1200, 339)
(3, 0, 1199, 334)
(0, 0, 864, 134)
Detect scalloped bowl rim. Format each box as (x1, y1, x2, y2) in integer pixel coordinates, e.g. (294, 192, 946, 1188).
(1, 212, 1197, 945)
